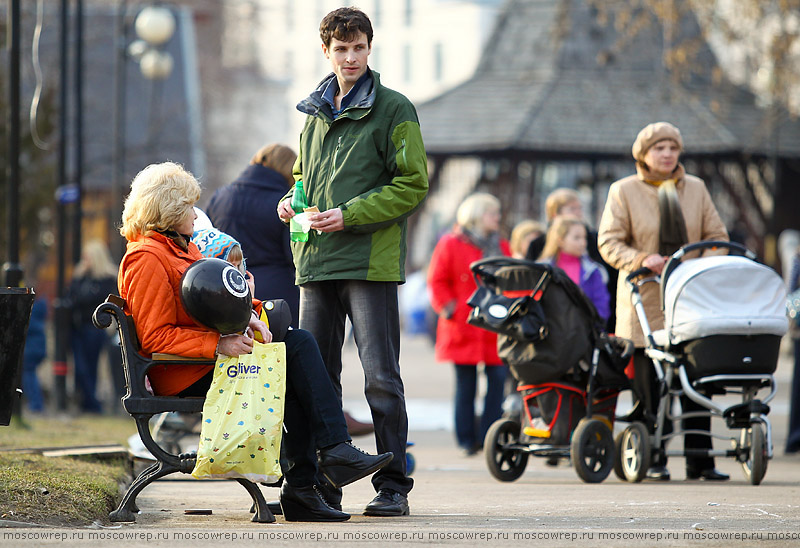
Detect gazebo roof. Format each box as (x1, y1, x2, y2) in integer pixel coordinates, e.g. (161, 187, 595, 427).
(418, 0, 800, 158)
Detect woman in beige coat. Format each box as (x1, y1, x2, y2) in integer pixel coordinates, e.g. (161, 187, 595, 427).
(598, 122, 729, 482)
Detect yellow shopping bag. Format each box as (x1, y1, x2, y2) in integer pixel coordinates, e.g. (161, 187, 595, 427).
(192, 341, 286, 483)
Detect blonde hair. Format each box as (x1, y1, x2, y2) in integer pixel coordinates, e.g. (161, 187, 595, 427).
(227, 244, 243, 265)
(540, 215, 586, 260)
(456, 192, 501, 233)
(544, 188, 580, 222)
(73, 239, 118, 279)
(510, 219, 546, 258)
(250, 143, 297, 187)
(120, 162, 202, 241)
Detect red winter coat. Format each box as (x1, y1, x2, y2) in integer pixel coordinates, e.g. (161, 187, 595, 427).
(427, 231, 510, 366)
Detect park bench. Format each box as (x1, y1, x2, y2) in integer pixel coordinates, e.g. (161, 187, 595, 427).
(92, 294, 291, 524)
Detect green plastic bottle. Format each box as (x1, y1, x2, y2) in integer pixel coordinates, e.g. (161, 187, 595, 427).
(290, 180, 309, 242)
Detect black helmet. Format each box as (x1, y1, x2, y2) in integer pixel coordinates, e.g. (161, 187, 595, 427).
(180, 258, 252, 334)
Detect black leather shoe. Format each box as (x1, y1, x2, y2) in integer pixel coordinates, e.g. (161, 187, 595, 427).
(645, 465, 671, 481)
(273, 476, 343, 515)
(363, 489, 409, 517)
(686, 467, 730, 481)
(279, 483, 350, 522)
(318, 441, 393, 488)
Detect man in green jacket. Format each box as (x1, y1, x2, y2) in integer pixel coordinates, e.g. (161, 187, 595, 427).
(278, 7, 428, 517)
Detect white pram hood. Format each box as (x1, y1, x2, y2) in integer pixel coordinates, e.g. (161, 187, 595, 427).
(664, 255, 788, 344)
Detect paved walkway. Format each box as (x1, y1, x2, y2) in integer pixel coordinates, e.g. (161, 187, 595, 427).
(4, 335, 800, 547)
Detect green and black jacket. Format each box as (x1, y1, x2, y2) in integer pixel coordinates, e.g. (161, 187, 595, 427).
(287, 69, 429, 284)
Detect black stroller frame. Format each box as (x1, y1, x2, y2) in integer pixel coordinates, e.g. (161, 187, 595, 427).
(469, 257, 632, 484)
(619, 241, 784, 485)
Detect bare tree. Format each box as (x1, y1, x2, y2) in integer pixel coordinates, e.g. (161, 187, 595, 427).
(587, 0, 800, 115)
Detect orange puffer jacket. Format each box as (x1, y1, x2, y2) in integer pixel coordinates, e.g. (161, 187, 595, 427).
(119, 232, 220, 396)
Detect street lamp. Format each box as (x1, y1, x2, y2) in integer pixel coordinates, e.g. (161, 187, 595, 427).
(134, 5, 175, 44)
(132, 5, 176, 80)
(110, 2, 176, 260)
(139, 48, 174, 80)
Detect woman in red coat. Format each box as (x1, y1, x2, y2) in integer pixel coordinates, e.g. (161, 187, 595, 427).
(428, 193, 511, 455)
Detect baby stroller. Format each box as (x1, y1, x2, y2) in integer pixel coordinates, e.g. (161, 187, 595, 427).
(619, 241, 787, 485)
(468, 257, 633, 483)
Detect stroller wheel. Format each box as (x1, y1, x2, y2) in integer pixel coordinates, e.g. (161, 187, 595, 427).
(613, 432, 626, 481)
(614, 422, 650, 483)
(740, 423, 768, 485)
(571, 418, 614, 483)
(484, 419, 528, 482)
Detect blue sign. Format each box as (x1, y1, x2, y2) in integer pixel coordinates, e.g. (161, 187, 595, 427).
(55, 184, 80, 204)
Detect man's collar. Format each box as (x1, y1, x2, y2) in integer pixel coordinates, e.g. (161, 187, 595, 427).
(321, 69, 372, 115)
(321, 77, 339, 109)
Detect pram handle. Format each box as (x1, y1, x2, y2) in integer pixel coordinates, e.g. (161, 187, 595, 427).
(668, 240, 752, 259)
(625, 266, 655, 285)
(661, 240, 754, 310)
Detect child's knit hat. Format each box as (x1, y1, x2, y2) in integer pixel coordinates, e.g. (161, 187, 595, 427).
(191, 228, 241, 262)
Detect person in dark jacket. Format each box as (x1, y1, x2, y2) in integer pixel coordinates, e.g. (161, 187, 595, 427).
(205, 144, 300, 326)
(22, 297, 48, 413)
(68, 240, 119, 413)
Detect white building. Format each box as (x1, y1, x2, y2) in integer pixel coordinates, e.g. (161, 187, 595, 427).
(217, 0, 501, 151)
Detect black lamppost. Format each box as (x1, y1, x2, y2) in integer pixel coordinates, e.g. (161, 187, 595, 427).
(4, 0, 23, 289)
(1, 0, 27, 425)
(52, 0, 73, 411)
(111, 0, 129, 262)
(72, 0, 84, 266)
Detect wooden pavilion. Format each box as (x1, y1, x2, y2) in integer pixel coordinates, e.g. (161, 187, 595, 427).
(416, 0, 800, 262)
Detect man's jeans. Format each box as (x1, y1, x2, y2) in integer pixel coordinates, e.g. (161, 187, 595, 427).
(300, 280, 414, 496)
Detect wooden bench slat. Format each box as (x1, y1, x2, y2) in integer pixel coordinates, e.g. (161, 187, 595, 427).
(152, 353, 214, 363)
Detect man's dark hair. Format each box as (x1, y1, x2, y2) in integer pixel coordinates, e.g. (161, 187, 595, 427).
(319, 7, 373, 48)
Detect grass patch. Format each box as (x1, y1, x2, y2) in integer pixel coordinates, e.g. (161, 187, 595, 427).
(0, 452, 129, 526)
(0, 415, 137, 526)
(0, 415, 136, 450)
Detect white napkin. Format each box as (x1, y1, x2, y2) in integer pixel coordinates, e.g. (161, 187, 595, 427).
(293, 212, 313, 233)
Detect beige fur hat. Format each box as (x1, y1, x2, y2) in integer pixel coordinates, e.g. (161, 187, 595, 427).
(632, 122, 683, 162)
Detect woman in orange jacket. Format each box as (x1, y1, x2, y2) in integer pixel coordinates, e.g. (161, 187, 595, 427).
(118, 162, 391, 522)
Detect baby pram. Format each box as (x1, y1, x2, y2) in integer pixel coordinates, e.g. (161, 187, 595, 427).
(467, 257, 633, 483)
(620, 241, 787, 485)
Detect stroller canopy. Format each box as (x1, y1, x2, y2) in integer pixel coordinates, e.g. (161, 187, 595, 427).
(469, 258, 600, 385)
(664, 255, 788, 345)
